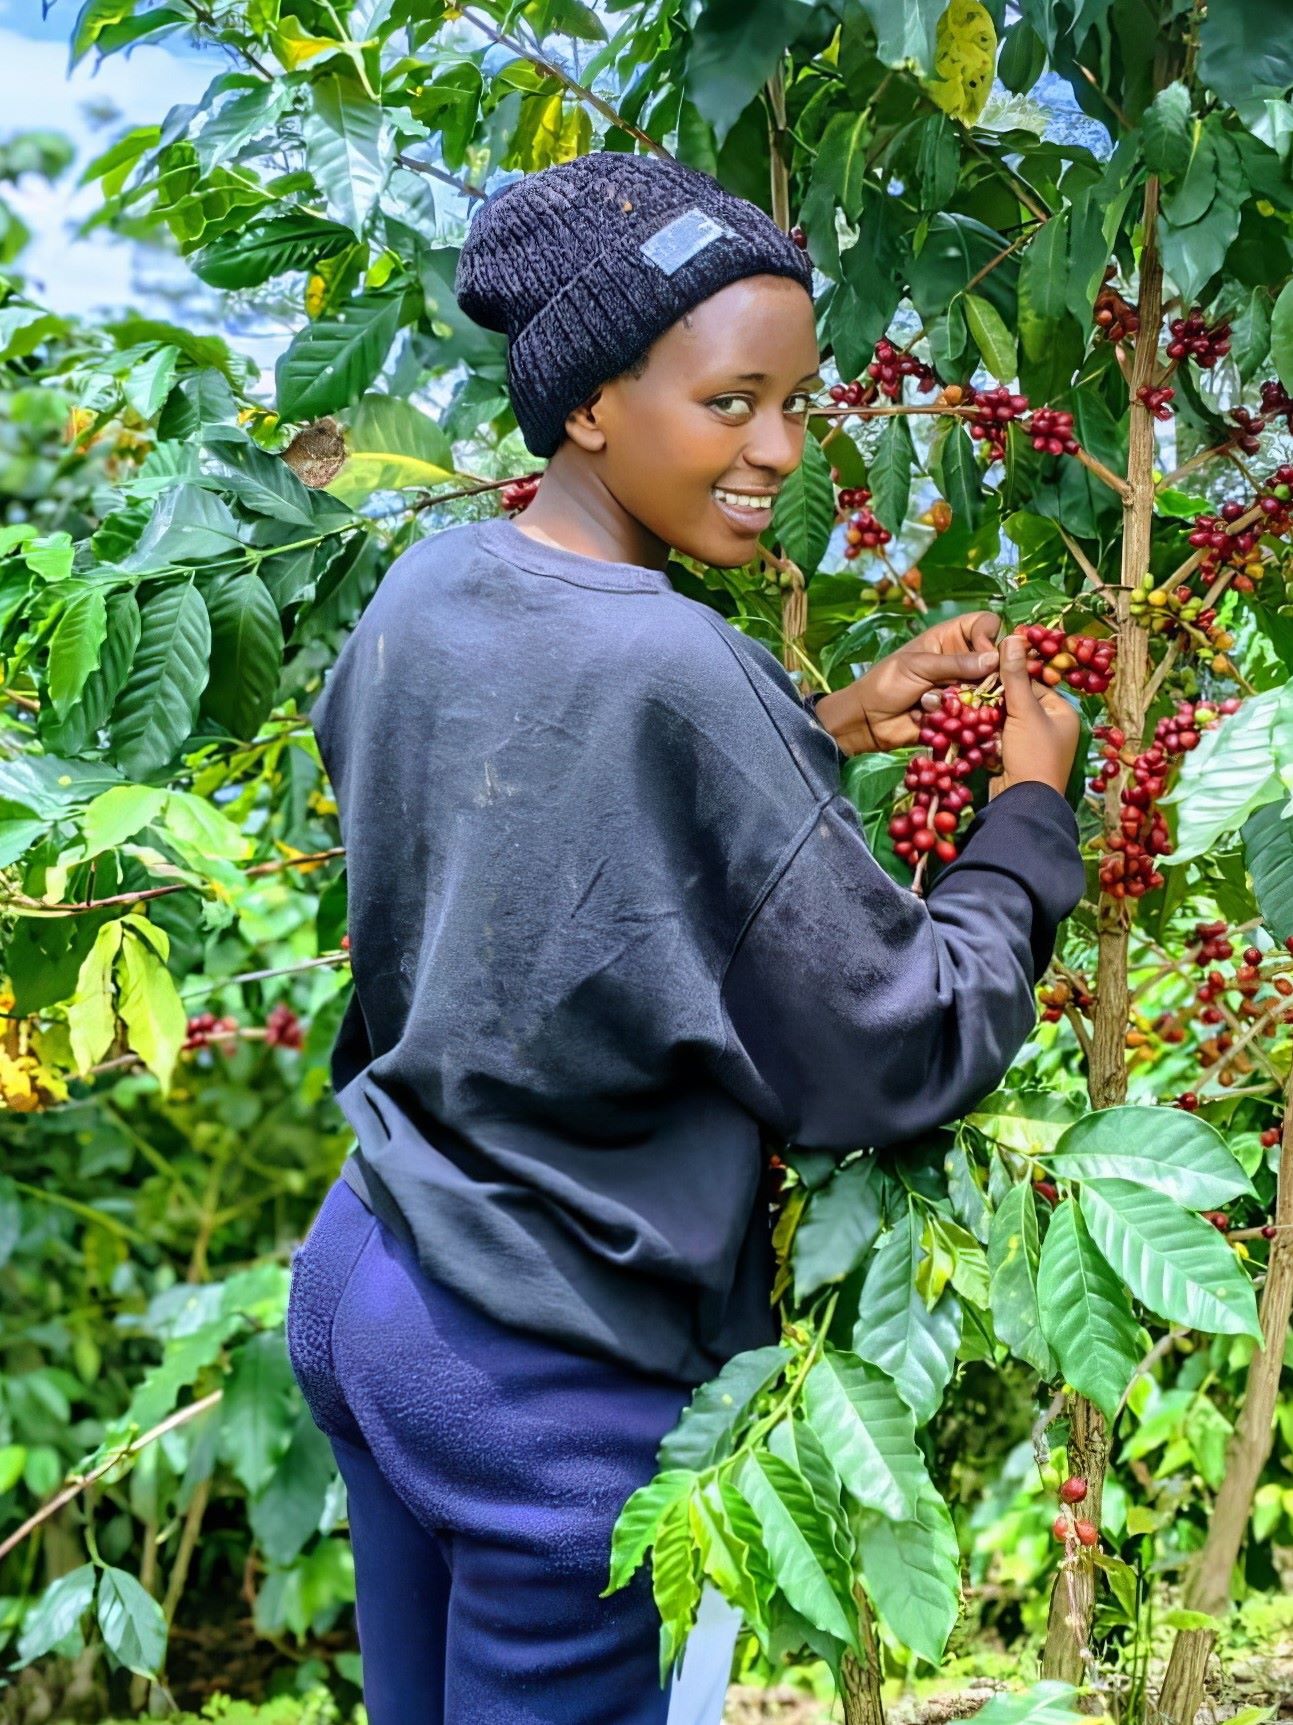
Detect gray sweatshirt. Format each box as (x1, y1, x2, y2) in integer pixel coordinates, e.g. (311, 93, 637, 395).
(310, 513, 1086, 1385)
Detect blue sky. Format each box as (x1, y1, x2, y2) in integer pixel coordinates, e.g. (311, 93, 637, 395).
(0, 0, 213, 318)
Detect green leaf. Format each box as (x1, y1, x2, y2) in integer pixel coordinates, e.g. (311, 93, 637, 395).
(793, 1156, 887, 1301)
(1048, 1107, 1255, 1208)
(927, 420, 982, 528)
(276, 296, 403, 422)
(773, 434, 835, 577)
(868, 414, 914, 538)
(1160, 686, 1286, 862)
(125, 485, 242, 572)
(689, 1479, 764, 1624)
(997, 20, 1045, 94)
(77, 784, 165, 857)
(47, 588, 108, 721)
(967, 1089, 1083, 1158)
(68, 919, 125, 1072)
(1036, 1198, 1140, 1424)
(199, 431, 321, 528)
(16, 1564, 96, 1665)
(249, 1407, 336, 1566)
(651, 1498, 701, 1685)
(329, 393, 457, 502)
(1272, 278, 1293, 394)
(852, 1213, 961, 1424)
(218, 1331, 296, 1495)
(965, 293, 1020, 381)
(973, 1682, 1083, 1725)
(44, 592, 141, 756)
(1199, 0, 1293, 106)
(96, 1566, 167, 1677)
(685, 0, 811, 146)
(193, 212, 357, 291)
(858, 1482, 959, 1663)
(1079, 1180, 1262, 1341)
(657, 1346, 788, 1471)
(122, 345, 179, 420)
(115, 921, 187, 1093)
(305, 75, 394, 235)
(855, 0, 946, 75)
(802, 1352, 925, 1522)
(201, 572, 285, 741)
(605, 1469, 697, 1592)
(110, 581, 211, 778)
(1243, 800, 1293, 943)
(734, 1450, 858, 1649)
(1141, 82, 1193, 179)
(987, 1182, 1056, 1378)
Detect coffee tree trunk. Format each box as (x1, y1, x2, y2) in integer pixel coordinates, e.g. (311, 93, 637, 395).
(1152, 1086, 1293, 1724)
(841, 1589, 886, 1725)
(1041, 179, 1163, 1688)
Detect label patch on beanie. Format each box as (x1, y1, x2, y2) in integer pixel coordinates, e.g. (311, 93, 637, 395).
(639, 207, 734, 275)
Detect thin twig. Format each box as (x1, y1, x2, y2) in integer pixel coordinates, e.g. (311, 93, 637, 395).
(0, 1392, 222, 1564)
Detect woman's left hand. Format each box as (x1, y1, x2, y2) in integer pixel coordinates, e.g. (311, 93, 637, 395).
(814, 611, 1003, 755)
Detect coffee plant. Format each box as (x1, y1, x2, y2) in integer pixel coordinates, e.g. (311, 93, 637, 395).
(1, 1, 1292, 1721)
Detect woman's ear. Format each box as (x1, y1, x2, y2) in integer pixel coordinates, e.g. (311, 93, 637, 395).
(563, 385, 609, 453)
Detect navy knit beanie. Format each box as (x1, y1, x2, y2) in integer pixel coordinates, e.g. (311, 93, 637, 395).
(453, 153, 815, 459)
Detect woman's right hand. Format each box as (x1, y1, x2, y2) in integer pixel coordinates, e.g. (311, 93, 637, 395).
(990, 632, 1083, 800)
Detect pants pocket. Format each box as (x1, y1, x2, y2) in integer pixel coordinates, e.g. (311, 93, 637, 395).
(285, 1182, 374, 1444)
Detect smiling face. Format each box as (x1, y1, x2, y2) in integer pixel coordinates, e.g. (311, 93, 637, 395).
(558, 273, 821, 569)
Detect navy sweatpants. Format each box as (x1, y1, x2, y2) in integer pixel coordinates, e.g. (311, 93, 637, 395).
(285, 1176, 693, 1723)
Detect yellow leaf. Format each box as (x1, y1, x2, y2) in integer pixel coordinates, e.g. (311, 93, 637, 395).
(925, 0, 997, 126)
(305, 272, 328, 318)
(115, 926, 187, 1093)
(271, 19, 339, 68)
(67, 919, 125, 1072)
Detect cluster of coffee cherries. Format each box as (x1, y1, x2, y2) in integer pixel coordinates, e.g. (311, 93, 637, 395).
(1027, 407, 1079, 456)
(1129, 575, 1234, 663)
(183, 1010, 240, 1053)
(1051, 1475, 1099, 1549)
(887, 688, 1004, 867)
(1187, 503, 1264, 589)
(1260, 377, 1293, 433)
(965, 386, 1031, 460)
(500, 473, 541, 513)
(1038, 973, 1094, 1024)
(1228, 406, 1266, 454)
(1137, 384, 1175, 422)
(1166, 309, 1231, 368)
(838, 485, 892, 558)
(1014, 622, 1116, 695)
(1091, 699, 1241, 898)
(265, 1003, 304, 1050)
(790, 225, 807, 249)
(1179, 924, 1293, 1085)
(866, 338, 938, 402)
(1093, 266, 1139, 342)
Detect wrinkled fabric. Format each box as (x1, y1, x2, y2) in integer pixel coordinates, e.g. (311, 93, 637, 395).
(285, 1176, 689, 1724)
(311, 513, 1086, 1385)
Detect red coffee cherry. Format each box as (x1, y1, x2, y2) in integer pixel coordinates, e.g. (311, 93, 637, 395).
(1074, 1520, 1100, 1548)
(1060, 1476, 1088, 1504)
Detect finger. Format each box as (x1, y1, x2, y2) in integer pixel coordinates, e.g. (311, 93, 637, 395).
(965, 611, 1002, 654)
(997, 633, 1037, 717)
(920, 689, 942, 711)
(905, 648, 1000, 684)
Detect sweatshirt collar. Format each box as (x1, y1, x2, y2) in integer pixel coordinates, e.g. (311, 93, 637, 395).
(478, 514, 676, 594)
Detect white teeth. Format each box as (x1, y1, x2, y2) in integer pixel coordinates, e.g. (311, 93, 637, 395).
(713, 487, 775, 509)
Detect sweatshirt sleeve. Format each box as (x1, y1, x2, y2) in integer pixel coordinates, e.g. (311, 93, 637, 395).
(713, 778, 1087, 1154)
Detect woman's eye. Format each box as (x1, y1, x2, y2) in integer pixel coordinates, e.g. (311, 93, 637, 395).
(710, 392, 819, 419)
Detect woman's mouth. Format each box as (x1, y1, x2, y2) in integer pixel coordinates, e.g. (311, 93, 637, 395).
(711, 485, 777, 534)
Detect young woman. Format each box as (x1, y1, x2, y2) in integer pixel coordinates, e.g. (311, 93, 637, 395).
(285, 152, 1084, 1724)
